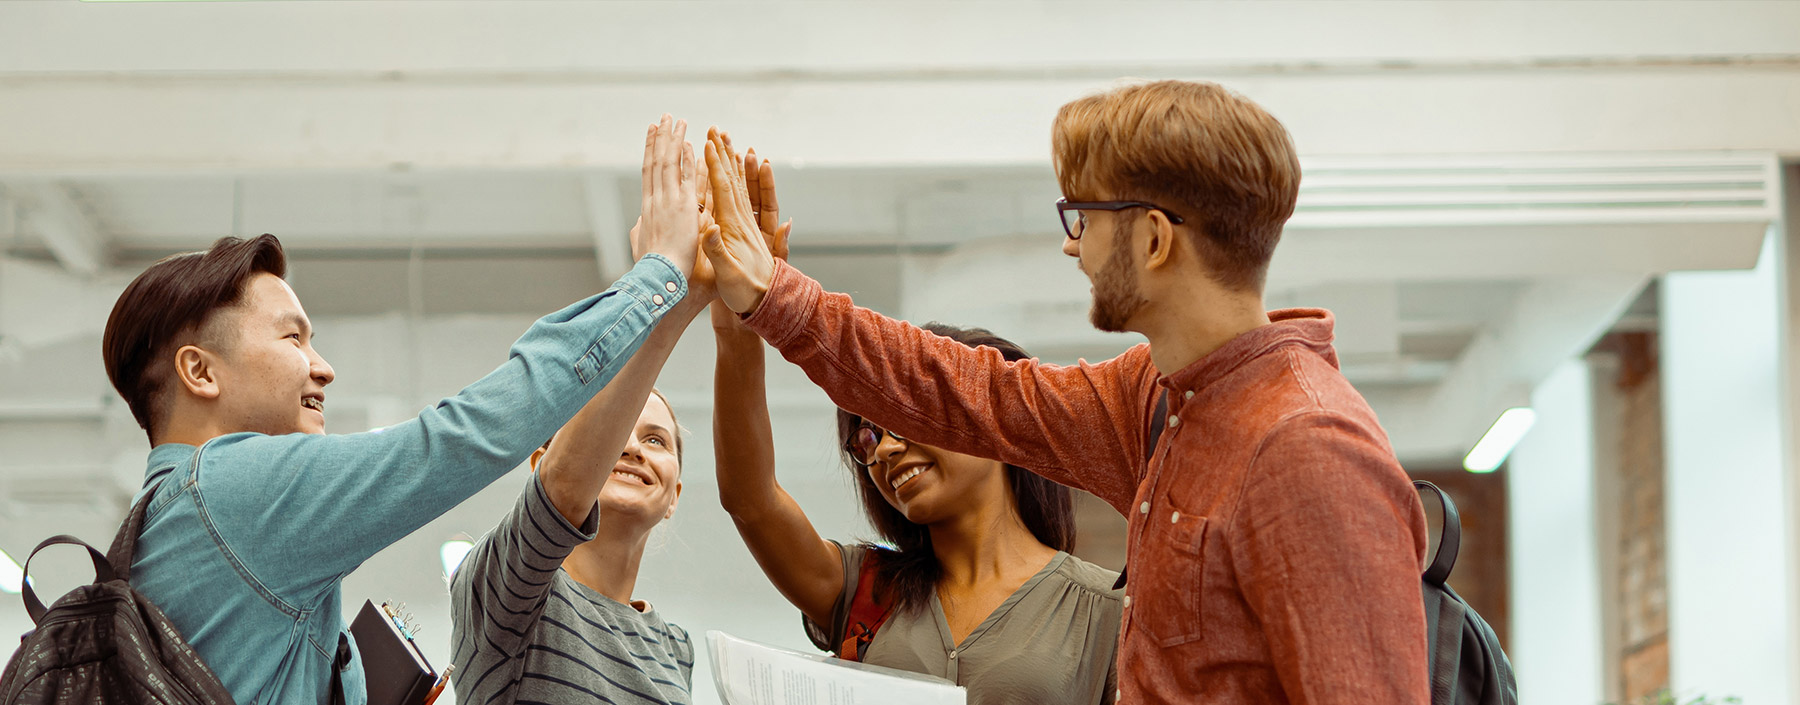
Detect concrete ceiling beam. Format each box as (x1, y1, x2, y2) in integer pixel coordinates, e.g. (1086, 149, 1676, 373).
(7, 182, 106, 276)
(3, 73, 1800, 175)
(3, 2, 1798, 75)
(1395, 273, 1649, 464)
(583, 174, 634, 283)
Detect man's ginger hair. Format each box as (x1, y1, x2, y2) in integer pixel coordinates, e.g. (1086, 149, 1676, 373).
(1052, 79, 1300, 291)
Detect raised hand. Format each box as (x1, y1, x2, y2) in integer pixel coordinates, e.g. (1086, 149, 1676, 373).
(630, 114, 700, 278)
(712, 146, 792, 329)
(743, 148, 793, 261)
(701, 128, 782, 314)
(687, 147, 719, 305)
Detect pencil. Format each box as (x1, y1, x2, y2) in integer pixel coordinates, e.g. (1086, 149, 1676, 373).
(423, 664, 454, 705)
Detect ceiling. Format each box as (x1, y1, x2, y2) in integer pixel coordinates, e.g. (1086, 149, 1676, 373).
(0, 153, 1778, 460)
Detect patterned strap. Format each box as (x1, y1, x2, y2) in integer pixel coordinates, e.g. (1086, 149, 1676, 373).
(837, 548, 895, 662)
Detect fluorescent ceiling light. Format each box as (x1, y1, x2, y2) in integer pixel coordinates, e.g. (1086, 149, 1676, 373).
(0, 548, 24, 594)
(1463, 407, 1536, 473)
(440, 540, 474, 579)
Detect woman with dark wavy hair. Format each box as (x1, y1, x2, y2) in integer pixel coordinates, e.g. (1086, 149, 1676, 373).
(707, 182, 1122, 703)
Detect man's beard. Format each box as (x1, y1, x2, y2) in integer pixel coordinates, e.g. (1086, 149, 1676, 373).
(1087, 222, 1149, 332)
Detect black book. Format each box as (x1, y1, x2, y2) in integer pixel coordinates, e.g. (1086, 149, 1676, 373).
(349, 600, 438, 705)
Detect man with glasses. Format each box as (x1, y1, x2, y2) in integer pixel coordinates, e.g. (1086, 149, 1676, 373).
(699, 81, 1429, 704)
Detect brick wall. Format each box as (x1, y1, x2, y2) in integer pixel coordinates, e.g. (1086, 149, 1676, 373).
(1597, 331, 1670, 702)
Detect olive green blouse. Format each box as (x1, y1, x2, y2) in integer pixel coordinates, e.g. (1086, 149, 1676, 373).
(805, 541, 1123, 705)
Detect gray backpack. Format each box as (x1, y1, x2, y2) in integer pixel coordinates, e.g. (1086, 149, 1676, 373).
(0, 485, 236, 705)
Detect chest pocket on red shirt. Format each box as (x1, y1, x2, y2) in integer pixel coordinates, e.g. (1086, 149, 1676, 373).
(1139, 510, 1209, 647)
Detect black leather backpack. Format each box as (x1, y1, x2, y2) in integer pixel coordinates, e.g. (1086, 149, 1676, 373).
(0, 485, 237, 705)
(1415, 480, 1517, 705)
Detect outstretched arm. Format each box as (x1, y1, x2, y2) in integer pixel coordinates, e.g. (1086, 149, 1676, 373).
(701, 130, 1157, 512)
(540, 127, 717, 523)
(455, 119, 714, 660)
(708, 154, 841, 625)
(713, 306, 844, 626)
(196, 116, 707, 599)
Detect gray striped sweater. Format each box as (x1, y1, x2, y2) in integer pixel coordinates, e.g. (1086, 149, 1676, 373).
(449, 474, 694, 705)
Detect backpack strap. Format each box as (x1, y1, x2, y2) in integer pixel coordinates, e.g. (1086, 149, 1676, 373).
(1113, 390, 1171, 591)
(20, 479, 164, 623)
(1143, 390, 1169, 464)
(105, 481, 163, 582)
(837, 548, 896, 662)
(329, 633, 352, 705)
(1415, 480, 1462, 585)
(19, 535, 116, 624)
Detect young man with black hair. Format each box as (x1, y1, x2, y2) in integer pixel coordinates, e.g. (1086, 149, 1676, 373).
(103, 117, 703, 705)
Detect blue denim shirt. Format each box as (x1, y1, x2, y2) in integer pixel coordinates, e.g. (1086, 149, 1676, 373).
(127, 255, 686, 705)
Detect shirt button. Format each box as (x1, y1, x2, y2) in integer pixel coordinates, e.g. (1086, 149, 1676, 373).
(1171, 510, 1181, 523)
(665, 281, 678, 293)
(1139, 501, 1149, 515)
(1123, 595, 1131, 609)
(1168, 415, 1180, 427)
(1116, 689, 1122, 701)
(948, 650, 958, 659)
(652, 294, 665, 306)
(1185, 390, 1195, 400)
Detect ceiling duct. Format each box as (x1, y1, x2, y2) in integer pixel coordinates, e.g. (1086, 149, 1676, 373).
(1290, 152, 1778, 228)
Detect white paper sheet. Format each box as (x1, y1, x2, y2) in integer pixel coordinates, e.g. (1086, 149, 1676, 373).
(707, 631, 966, 705)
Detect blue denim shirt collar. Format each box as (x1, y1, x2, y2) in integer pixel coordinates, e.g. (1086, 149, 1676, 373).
(145, 443, 197, 483)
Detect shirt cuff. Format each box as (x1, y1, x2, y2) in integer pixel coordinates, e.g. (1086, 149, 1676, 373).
(614, 253, 689, 314)
(741, 259, 824, 349)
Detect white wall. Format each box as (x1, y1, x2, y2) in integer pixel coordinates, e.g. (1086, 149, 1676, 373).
(1508, 359, 1605, 704)
(1661, 231, 1795, 705)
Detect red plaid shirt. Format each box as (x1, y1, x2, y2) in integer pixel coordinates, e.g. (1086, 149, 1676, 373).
(744, 260, 1430, 704)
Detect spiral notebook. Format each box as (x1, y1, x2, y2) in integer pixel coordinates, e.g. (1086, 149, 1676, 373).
(349, 600, 450, 705)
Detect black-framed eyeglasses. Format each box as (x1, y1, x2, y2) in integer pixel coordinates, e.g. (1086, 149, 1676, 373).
(844, 421, 908, 467)
(1056, 198, 1185, 240)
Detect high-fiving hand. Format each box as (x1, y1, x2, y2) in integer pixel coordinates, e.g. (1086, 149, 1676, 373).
(629, 115, 701, 279)
(701, 127, 788, 315)
(711, 139, 791, 330)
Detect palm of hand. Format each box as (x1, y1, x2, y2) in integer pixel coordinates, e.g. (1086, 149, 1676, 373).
(702, 130, 780, 313)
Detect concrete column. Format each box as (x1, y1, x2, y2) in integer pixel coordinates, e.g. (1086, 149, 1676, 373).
(1661, 230, 1795, 705)
(1507, 359, 1605, 704)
